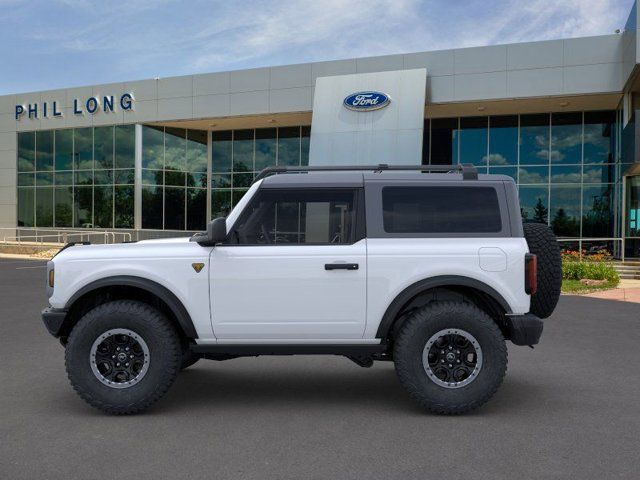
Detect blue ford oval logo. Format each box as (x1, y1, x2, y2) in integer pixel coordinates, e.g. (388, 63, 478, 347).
(343, 91, 391, 111)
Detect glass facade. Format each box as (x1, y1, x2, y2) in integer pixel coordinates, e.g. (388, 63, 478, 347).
(17, 125, 135, 228)
(424, 111, 621, 241)
(14, 114, 625, 247)
(141, 126, 208, 230)
(210, 126, 310, 218)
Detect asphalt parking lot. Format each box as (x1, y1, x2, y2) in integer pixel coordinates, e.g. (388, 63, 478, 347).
(1, 258, 639, 479)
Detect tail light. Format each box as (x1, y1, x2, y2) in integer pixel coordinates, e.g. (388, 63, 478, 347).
(525, 254, 537, 295)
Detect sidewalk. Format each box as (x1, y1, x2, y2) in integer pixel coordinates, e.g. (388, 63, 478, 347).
(581, 279, 640, 304)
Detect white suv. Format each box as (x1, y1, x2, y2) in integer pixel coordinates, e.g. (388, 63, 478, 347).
(42, 164, 561, 415)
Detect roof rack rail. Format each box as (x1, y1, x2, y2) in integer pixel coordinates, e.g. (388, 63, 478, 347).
(253, 163, 478, 182)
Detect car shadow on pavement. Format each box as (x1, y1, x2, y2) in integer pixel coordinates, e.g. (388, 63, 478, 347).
(148, 360, 542, 416)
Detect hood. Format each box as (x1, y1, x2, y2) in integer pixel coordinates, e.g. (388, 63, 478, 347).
(53, 236, 204, 262)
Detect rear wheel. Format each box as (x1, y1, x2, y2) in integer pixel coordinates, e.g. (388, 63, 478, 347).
(523, 222, 562, 319)
(65, 300, 181, 414)
(394, 301, 507, 414)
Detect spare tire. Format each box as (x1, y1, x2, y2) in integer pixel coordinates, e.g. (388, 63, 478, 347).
(523, 222, 562, 319)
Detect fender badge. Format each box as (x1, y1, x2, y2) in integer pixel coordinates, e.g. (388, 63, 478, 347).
(192, 263, 205, 273)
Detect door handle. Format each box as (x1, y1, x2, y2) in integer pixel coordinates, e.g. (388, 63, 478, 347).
(325, 263, 359, 270)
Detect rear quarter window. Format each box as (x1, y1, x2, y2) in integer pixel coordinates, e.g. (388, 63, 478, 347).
(382, 186, 502, 234)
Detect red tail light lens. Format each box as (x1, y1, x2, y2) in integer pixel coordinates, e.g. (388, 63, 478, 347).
(525, 254, 537, 295)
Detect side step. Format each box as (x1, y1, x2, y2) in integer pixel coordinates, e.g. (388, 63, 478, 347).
(191, 343, 388, 357)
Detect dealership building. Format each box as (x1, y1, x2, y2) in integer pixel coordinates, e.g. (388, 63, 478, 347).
(2, 4, 640, 257)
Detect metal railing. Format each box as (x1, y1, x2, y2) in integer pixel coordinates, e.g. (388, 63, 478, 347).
(0, 228, 131, 245)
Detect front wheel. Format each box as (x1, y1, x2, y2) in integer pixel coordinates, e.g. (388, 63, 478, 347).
(393, 301, 507, 414)
(65, 300, 181, 414)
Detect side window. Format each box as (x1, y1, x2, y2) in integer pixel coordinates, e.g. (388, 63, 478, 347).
(382, 186, 502, 234)
(230, 189, 357, 245)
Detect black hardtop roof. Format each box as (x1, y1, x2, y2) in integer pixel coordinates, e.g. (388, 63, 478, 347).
(258, 164, 515, 188)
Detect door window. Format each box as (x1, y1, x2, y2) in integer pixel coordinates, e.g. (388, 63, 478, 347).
(229, 189, 357, 245)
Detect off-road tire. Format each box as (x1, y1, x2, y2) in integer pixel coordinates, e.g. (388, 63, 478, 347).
(523, 222, 562, 319)
(65, 300, 181, 414)
(394, 301, 507, 415)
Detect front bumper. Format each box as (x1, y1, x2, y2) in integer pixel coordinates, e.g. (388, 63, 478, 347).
(506, 313, 543, 346)
(41, 307, 68, 337)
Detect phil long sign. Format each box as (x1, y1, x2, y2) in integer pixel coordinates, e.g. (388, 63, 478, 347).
(15, 93, 134, 120)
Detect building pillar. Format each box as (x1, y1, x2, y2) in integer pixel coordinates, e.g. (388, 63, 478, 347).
(134, 124, 142, 231)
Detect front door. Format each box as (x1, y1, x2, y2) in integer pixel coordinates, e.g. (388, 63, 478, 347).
(210, 187, 367, 340)
(624, 175, 640, 258)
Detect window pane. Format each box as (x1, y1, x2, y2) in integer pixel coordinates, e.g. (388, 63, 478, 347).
(233, 172, 253, 188)
(114, 169, 135, 185)
(382, 186, 502, 234)
(36, 130, 53, 171)
(142, 169, 163, 186)
(142, 126, 164, 169)
(520, 114, 549, 165)
(74, 186, 92, 227)
(18, 132, 35, 172)
(17, 188, 34, 227)
(186, 129, 207, 173)
(165, 127, 186, 172)
(74, 128, 93, 170)
(36, 172, 53, 186)
(550, 185, 581, 237)
(115, 124, 135, 169)
(212, 131, 232, 172)
(94, 126, 114, 170)
(519, 166, 548, 184)
(254, 128, 276, 171)
(278, 127, 300, 166)
(488, 115, 518, 166)
(233, 129, 253, 172)
(164, 187, 185, 230)
(234, 189, 355, 244)
(488, 166, 517, 180)
(583, 164, 614, 184)
(18, 172, 34, 186)
(212, 189, 232, 219)
(211, 174, 231, 188)
(94, 186, 113, 228)
(114, 186, 134, 228)
(54, 186, 73, 227)
(551, 113, 582, 164)
(301, 126, 310, 166)
(582, 184, 613, 238)
(187, 188, 207, 231)
(519, 186, 548, 224)
(75, 170, 93, 186)
(187, 171, 207, 188)
(54, 129, 73, 170)
(35, 187, 53, 226)
(550, 165, 581, 183)
(584, 111, 615, 164)
(165, 170, 185, 187)
(431, 118, 457, 165)
(142, 186, 163, 229)
(94, 169, 113, 185)
(458, 117, 488, 166)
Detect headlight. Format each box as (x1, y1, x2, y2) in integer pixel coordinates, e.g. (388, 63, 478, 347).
(48, 269, 55, 288)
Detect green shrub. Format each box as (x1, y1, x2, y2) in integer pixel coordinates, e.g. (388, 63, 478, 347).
(562, 259, 619, 282)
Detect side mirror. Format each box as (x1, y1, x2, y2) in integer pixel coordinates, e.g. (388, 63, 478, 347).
(209, 217, 227, 244)
(191, 217, 227, 246)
